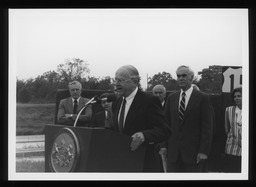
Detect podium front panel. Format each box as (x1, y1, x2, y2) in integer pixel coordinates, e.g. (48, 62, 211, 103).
(45, 124, 145, 172)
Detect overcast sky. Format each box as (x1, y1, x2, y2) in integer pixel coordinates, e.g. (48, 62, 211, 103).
(9, 9, 248, 89)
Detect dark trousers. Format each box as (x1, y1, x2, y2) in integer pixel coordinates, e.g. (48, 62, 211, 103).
(168, 152, 208, 172)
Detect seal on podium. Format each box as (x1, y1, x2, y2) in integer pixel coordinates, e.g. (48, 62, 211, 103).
(49, 128, 80, 172)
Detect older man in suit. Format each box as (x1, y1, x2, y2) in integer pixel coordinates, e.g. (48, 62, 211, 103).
(152, 84, 167, 108)
(57, 81, 92, 127)
(163, 65, 213, 172)
(110, 65, 171, 172)
(152, 84, 168, 172)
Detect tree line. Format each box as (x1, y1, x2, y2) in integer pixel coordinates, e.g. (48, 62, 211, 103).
(17, 58, 222, 103)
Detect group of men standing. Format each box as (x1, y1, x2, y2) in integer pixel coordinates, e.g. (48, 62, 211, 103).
(57, 64, 214, 172)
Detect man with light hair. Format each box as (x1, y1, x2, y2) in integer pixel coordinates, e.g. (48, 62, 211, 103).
(152, 84, 167, 107)
(152, 84, 168, 172)
(162, 65, 213, 172)
(57, 80, 92, 126)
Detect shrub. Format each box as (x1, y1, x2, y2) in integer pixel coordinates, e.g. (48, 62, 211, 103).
(18, 88, 31, 103)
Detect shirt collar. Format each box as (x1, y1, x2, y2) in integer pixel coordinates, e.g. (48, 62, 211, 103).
(72, 97, 81, 103)
(180, 86, 193, 96)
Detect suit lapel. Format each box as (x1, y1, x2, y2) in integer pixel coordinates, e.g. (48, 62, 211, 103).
(113, 97, 123, 131)
(174, 91, 181, 124)
(78, 97, 86, 112)
(182, 90, 199, 121)
(68, 97, 73, 113)
(123, 90, 142, 131)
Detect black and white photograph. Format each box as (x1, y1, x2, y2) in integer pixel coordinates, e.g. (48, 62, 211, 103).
(8, 8, 249, 180)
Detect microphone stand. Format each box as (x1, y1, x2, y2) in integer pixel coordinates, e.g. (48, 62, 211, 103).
(73, 96, 96, 127)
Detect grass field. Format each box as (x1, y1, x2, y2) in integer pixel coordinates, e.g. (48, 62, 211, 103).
(16, 103, 56, 135)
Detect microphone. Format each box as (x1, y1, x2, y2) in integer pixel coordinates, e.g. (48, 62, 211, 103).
(74, 94, 116, 127)
(94, 93, 117, 103)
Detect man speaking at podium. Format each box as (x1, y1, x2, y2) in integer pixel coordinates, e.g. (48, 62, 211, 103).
(111, 65, 171, 172)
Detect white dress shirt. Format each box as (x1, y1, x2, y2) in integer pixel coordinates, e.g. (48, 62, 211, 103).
(118, 87, 138, 127)
(72, 97, 81, 106)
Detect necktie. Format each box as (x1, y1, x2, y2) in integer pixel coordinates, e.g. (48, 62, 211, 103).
(73, 99, 78, 114)
(179, 92, 186, 121)
(118, 97, 126, 133)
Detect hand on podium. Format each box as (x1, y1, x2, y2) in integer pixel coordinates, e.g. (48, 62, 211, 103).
(131, 132, 145, 151)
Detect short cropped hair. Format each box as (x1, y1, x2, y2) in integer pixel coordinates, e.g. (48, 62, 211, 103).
(69, 81, 82, 89)
(153, 84, 166, 93)
(176, 65, 194, 79)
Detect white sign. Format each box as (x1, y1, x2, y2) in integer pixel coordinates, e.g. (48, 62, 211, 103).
(222, 67, 242, 93)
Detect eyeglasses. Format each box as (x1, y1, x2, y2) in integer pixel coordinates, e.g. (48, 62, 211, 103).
(177, 74, 187, 78)
(113, 78, 131, 84)
(101, 100, 109, 104)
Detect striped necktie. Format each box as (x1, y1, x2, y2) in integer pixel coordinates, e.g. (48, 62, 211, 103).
(179, 92, 186, 120)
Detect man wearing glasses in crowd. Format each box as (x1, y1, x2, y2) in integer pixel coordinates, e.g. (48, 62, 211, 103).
(109, 65, 171, 172)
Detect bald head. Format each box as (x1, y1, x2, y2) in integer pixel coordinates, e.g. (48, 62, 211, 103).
(115, 65, 141, 85)
(114, 65, 141, 97)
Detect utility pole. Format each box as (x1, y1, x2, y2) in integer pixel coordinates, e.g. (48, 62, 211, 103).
(146, 73, 149, 90)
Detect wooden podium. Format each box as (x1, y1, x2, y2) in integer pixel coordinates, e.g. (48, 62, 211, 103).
(45, 124, 146, 172)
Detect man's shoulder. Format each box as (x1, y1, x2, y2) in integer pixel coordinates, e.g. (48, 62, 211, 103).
(80, 97, 90, 102)
(60, 97, 71, 103)
(137, 90, 156, 100)
(193, 89, 209, 98)
(167, 90, 180, 98)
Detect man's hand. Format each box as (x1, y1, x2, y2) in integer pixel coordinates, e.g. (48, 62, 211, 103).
(131, 132, 145, 151)
(64, 114, 77, 120)
(65, 114, 73, 119)
(197, 153, 208, 164)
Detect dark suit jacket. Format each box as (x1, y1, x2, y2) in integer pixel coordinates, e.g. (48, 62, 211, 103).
(164, 89, 213, 165)
(111, 89, 171, 172)
(57, 97, 92, 126)
(90, 111, 105, 127)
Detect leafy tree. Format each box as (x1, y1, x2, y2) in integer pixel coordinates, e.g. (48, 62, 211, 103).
(83, 76, 99, 89)
(17, 79, 26, 101)
(16, 57, 116, 103)
(18, 87, 31, 103)
(98, 76, 114, 90)
(147, 71, 178, 91)
(198, 65, 222, 94)
(57, 58, 90, 83)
